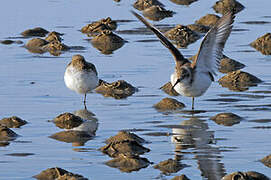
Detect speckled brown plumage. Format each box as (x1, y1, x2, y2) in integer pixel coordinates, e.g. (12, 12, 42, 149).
(69, 55, 98, 75)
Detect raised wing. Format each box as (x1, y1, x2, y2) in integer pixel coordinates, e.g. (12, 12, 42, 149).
(192, 12, 235, 75)
(132, 11, 189, 65)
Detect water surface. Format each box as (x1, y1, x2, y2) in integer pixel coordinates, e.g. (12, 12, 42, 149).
(0, 0, 271, 179)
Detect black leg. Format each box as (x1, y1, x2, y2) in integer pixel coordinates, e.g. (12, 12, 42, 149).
(83, 94, 87, 106)
(192, 97, 194, 110)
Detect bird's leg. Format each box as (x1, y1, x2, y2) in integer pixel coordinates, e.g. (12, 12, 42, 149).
(192, 97, 195, 110)
(84, 102, 87, 110)
(83, 94, 87, 106)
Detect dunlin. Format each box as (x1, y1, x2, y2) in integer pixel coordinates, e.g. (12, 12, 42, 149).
(132, 11, 235, 110)
(64, 55, 99, 105)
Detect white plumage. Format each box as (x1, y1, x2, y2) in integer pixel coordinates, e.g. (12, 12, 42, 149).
(132, 11, 235, 109)
(64, 54, 99, 105)
(64, 66, 98, 95)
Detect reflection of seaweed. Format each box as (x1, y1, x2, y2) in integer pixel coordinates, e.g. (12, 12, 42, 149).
(101, 131, 151, 173)
(90, 30, 125, 54)
(219, 81, 249, 92)
(100, 140, 150, 158)
(210, 113, 242, 126)
(50, 130, 93, 146)
(106, 154, 151, 173)
(0, 125, 18, 142)
(154, 158, 188, 175)
(50, 108, 98, 146)
(169, 0, 198, 5)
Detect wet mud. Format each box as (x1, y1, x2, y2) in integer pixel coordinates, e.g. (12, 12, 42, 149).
(21, 27, 49, 37)
(186, 24, 210, 33)
(160, 82, 179, 96)
(34, 167, 87, 180)
(95, 79, 137, 99)
(212, 0, 245, 15)
(195, 14, 220, 27)
(105, 131, 146, 144)
(153, 98, 185, 111)
(100, 131, 150, 157)
(53, 113, 83, 129)
(50, 109, 98, 146)
(222, 171, 269, 180)
(171, 174, 191, 180)
(189, 54, 245, 73)
(25, 36, 70, 56)
(0, 116, 27, 128)
(133, 0, 165, 11)
(219, 70, 262, 92)
(250, 33, 271, 55)
(142, 5, 175, 21)
(100, 131, 151, 172)
(261, 154, 271, 168)
(81, 17, 117, 35)
(1, 0, 271, 179)
(164, 24, 200, 48)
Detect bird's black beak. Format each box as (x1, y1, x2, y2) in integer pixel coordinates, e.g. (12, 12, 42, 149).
(171, 79, 180, 91)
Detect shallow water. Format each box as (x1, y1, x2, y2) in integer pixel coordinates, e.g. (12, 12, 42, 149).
(0, 0, 271, 179)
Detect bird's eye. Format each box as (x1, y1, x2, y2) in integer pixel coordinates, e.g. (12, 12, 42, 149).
(182, 69, 189, 76)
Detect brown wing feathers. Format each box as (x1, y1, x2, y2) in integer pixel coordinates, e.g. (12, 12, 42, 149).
(131, 11, 189, 65)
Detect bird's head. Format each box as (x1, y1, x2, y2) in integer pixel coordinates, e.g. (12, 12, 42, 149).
(172, 66, 192, 90)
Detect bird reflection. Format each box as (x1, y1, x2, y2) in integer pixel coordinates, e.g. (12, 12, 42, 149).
(72, 109, 98, 134)
(171, 116, 226, 180)
(50, 107, 98, 147)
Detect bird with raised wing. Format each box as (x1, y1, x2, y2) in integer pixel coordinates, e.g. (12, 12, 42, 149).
(132, 11, 235, 110)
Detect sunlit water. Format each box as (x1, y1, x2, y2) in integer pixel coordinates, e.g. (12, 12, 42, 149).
(0, 0, 271, 179)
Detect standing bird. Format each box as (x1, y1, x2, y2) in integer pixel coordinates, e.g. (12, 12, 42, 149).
(64, 54, 99, 106)
(132, 11, 235, 110)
